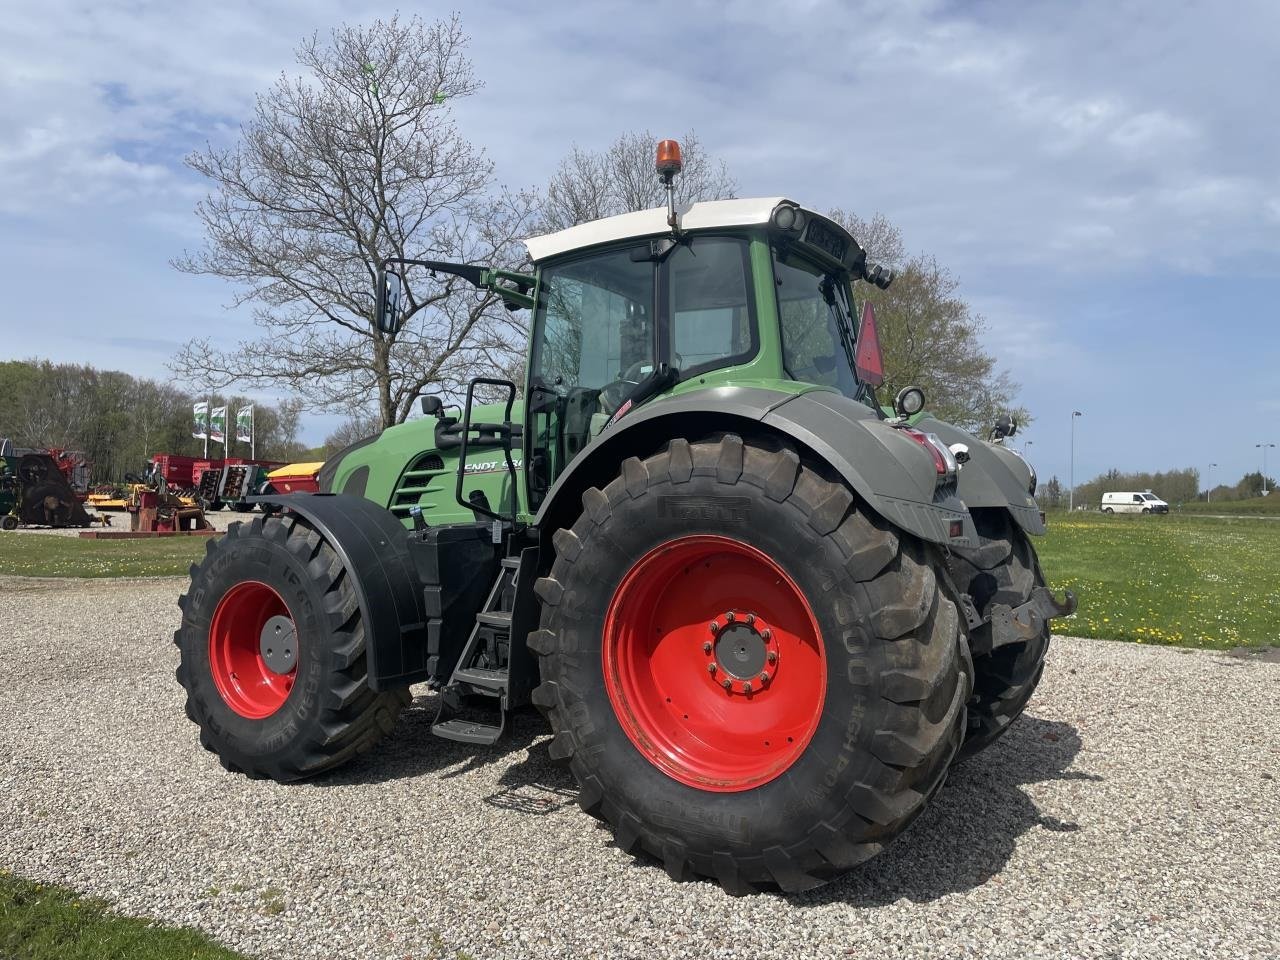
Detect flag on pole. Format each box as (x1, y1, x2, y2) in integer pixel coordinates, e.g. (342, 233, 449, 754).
(235, 405, 254, 444)
(192, 402, 209, 440)
(210, 406, 227, 444)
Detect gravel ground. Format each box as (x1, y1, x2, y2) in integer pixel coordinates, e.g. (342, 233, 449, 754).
(1, 575, 1277, 960)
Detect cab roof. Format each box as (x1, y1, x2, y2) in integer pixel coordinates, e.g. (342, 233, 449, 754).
(523, 196, 794, 264)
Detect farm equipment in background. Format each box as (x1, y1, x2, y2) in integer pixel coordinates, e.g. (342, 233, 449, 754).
(175, 140, 1076, 893)
(124, 476, 213, 534)
(44, 448, 92, 500)
(261, 461, 324, 495)
(0, 451, 94, 529)
(188, 456, 285, 511)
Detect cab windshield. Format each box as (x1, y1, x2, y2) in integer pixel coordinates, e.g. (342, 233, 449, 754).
(773, 249, 872, 405)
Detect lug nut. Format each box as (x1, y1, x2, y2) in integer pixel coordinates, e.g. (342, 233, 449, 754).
(707, 663, 717, 675)
(746, 613, 755, 625)
(709, 621, 719, 634)
(760, 671, 770, 683)
(761, 628, 772, 640)
(726, 610, 736, 622)
(702, 641, 712, 654)
(742, 681, 753, 694)
(767, 650, 778, 664)
(721, 678, 732, 690)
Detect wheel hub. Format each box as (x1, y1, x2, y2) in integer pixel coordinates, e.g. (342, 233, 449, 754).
(707, 612, 778, 693)
(259, 615, 297, 675)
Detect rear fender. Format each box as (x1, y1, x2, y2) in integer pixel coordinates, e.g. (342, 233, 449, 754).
(532, 387, 979, 548)
(249, 492, 428, 689)
(915, 417, 1045, 536)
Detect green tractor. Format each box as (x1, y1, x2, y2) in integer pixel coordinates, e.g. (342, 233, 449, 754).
(175, 140, 1074, 893)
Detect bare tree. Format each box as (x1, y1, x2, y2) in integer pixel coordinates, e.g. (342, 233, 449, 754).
(171, 15, 538, 428)
(830, 211, 1024, 433)
(542, 130, 737, 231)
(323, 412, 383, 457)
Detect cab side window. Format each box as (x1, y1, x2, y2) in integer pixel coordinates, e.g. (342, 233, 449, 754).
(667, 237, 756, 376)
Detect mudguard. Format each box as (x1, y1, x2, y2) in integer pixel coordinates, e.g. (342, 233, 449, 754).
(915, 417, 1046, 536)
(249, 492, 428, 690)
(532, 386, 980, 548)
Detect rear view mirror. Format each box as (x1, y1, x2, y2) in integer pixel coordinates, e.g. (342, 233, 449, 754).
(991, 413, 1017, 440)
(375, 269, 403, 334)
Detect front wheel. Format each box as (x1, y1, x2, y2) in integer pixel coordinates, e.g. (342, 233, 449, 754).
(530, 435, 970, 893)
(1142, 507, 1151, 514)
(1102, 507, 1114, 514)
(174, 515, 409, 780)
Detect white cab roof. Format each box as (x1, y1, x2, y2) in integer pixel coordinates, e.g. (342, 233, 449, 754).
(524, 196, 793, 263)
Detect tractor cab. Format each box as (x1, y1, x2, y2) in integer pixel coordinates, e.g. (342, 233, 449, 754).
(375, 140, 897, 525)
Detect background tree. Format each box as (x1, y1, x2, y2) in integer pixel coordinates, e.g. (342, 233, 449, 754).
(541, 130, 737, 231)
(171, 15, 538, 429)
(1039, 475, 1063, 509)
(323, 413, 383, 457)
(0, 359, 305, 479)
(1073, 466, 1201, 509)
(830, 210, 1023, 432)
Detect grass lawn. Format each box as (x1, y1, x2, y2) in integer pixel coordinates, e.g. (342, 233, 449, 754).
(1036, 512, 1280, 649)
(0, 533, 208, 578)
(2, 513, 1276, 649)
(0, 871, 246, 960)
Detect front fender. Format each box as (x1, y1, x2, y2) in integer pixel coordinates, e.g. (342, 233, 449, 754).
(249, 492, 428, 689)
(917, 417, 1045, 536)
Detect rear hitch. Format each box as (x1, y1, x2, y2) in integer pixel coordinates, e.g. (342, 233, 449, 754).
(988, 586, 1077, 652)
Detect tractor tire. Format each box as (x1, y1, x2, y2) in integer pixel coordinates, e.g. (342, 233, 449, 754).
(948, 508, 1051, 760)
(174, 514, 410, 781)
(530, 435, 971, 894)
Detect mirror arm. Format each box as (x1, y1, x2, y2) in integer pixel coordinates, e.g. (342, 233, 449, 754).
(381, 258, 537, 311)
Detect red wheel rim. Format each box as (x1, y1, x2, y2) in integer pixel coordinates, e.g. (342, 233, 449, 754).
(208, 581, 298, 719)
(603, 535, 826, 792)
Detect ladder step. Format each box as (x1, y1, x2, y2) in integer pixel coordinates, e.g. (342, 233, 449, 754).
(431, 718, 504, 745)
(476, 610, 512, 628)
(500, 557, 521, 570)
(452, 667, 507, 691)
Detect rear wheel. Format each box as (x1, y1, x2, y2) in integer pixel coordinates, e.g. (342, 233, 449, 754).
(948, 509, 1050, 759)
(1102, 507, 1114, 514)
(530, 435, 971, 893)
(174, 514, 409, 780)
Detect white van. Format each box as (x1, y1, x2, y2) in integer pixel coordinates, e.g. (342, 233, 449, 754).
(1101, 491, 1169, 514)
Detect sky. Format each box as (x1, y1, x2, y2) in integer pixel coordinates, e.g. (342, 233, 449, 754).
(1, 0, 1278, 492)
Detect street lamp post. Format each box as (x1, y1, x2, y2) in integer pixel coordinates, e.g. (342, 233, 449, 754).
(1069, 411, 1082, 511)
(1258, 443, 1276, 494)
(1207, 463, 1217, 502)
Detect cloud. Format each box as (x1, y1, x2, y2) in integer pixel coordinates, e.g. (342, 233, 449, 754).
(1, 0, 1277, 459)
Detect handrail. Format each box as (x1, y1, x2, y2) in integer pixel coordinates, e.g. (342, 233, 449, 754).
(455, 377, 519, 528)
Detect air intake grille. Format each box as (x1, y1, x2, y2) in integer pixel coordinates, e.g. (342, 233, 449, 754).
(390, 452, 447, 515)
